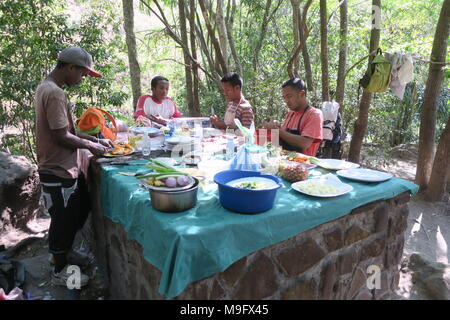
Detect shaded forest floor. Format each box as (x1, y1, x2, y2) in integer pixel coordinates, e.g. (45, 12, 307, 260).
(1, 142, 448, 300)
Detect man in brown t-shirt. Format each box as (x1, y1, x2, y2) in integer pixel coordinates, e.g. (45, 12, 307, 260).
(35, 46, 113, 287)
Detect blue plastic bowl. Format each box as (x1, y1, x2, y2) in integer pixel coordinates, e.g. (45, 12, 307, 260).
(214, 170, 282, 214)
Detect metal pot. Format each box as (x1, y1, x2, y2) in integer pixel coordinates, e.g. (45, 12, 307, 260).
(149, 177, 199, 213)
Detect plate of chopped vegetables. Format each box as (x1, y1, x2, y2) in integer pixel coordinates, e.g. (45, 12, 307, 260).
(103, 142, 134, 157)
(291, 178, 353, 197)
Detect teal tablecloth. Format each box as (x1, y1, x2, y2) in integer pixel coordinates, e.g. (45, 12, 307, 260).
(100, 161, 419, 299)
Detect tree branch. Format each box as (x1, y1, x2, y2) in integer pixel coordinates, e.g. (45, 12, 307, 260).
(139, 0, 215, 81)
(327, 0, 347, 27)
(198, 0, 228, 75)
(287, 0, 313, 78)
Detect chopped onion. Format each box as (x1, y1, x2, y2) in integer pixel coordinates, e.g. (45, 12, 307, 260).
(165, 177, 177, 188)
(177, 176, 190, 187)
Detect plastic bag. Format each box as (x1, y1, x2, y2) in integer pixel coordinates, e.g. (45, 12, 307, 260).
(229, 119, 267, 171)
(0, 287, 23, 300)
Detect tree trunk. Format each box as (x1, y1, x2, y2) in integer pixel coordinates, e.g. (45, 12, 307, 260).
(178, 0, 195, 116)
(391, 83, 417, 147)
(287, 0, 312, 80)
(319, 0, 330, 101)
(194, 13, 222, 84)
(335, 0, 348, 109)
(348, 0, 381, 163)
(198, 0, 228, 75)
(189, 0, 200, 115)
(299, 1, 314, 92)
(122, 0, 141, 112)
(253, 0, 273, 71)
(216, 0, 229, 70)
(415, 0, 450, 191)
(225, 0, 243, 76)
(426, 115, 450, 201)
(290, 0, 301, 76)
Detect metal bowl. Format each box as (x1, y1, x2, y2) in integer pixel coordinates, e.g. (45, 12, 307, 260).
(141, 175, 196, 192)
(149, 177, 199, 213)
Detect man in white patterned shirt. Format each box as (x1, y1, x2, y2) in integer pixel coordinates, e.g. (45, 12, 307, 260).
(210, 72, 254, 129)
(134, 76, 183, 126)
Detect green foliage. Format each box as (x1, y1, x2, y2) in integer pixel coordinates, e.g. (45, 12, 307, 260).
(0, 0, 128, 161)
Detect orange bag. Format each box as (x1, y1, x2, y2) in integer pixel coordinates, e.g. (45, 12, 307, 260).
(76, 107, 117, 141)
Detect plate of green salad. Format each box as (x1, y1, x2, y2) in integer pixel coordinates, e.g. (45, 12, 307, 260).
(291, 178, 353, 198)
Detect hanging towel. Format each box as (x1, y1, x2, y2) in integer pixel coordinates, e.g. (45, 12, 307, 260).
(387, 52, 414, 100)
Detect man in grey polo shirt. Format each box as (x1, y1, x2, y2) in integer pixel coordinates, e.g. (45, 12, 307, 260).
(35, 46, 113, 287)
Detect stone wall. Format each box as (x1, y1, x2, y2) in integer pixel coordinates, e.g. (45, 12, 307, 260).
(86, 158, 411, 300)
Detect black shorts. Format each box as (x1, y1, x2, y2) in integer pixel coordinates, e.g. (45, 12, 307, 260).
(39, 172, 91, 254)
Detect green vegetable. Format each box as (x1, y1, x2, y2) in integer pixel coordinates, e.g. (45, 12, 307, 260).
(135, 172, 168, 179)
(145, 164, 174, 172)
(138, 159, 188, 182)
(233, 181, 267, 190)
(308, 157, 320, 164)
(151, 159, 177, 171)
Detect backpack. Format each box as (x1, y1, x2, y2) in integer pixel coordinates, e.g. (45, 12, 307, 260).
(359, 48, 392, 93)
(317, 112, 343, 159)
(76, 107, 117, 141)
(321, 101, 340, 141)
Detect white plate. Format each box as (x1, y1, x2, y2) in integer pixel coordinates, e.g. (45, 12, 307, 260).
(291, 179, 353, 198)
(165, 136, 195, 145)
(154, 157, 181, 166)
(336, 168, 393, 183)
(131, 127, 161, 137)
(314, 159, 360, 170)
(226, 177, 280, 190)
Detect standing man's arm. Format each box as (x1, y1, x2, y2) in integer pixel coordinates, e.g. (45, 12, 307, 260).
(53, 127, 109, 156)
(76, 130, 114, 148)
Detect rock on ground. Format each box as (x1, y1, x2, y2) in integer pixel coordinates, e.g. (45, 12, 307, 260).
(0, 152, 41, 233)
(407, 253, 450, 300)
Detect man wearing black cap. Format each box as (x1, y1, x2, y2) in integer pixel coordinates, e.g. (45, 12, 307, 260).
(34, 46, 112, 287)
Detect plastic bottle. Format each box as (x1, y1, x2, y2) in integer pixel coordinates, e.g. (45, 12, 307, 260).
(142, 134, 151, 157)
(167, 120, 175, 137)
(194, 121, 203, 139)
(226, 137, 235, 160)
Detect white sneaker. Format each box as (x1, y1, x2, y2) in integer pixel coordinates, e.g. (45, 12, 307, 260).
(51, 264, 89, 287)
(49, 250, 91, 267)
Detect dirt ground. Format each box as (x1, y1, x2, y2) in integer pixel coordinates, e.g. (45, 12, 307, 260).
(0, 215, 107, 300)
(359, 142, 450, 300)
(1, 142, 448, 300)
